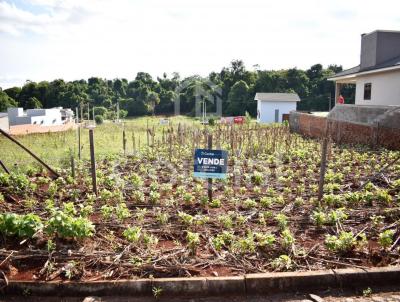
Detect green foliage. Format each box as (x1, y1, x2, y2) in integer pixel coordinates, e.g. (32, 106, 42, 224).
(378, 229, 395, 249)
(3, 61, 342, 118)
(325, 231, 357, 253)
(94, 115, 104, 124)
(0, 213, 43, 238)
(123, 226, 142, 243)
(46, 210, 95, 239)
(271, 255, 292, 271)
(186, 231, 200, 253)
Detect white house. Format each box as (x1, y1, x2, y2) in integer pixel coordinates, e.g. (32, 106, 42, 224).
(7, 107, 74, 126)
(255, 93, 300, 123)
(329, 30, 400, 106)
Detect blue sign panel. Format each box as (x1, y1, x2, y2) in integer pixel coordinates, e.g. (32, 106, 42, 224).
(193, 149, 228, 179)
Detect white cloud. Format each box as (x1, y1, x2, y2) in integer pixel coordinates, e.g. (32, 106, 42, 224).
(0, 0, 399, 88)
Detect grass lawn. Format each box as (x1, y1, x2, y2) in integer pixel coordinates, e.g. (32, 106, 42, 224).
(0, 115, 197, 172)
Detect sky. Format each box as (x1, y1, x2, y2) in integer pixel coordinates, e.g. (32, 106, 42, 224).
(0, 0, 400, 88)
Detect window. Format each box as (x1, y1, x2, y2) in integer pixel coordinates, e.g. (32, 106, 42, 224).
(364, 83, 371, 100)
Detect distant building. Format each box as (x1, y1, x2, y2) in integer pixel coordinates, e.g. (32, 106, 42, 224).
(0, 113, 9, 133)
(7, 107, 74, 126)
(255, 93, 300, 123)
(329, 30, 400, 106)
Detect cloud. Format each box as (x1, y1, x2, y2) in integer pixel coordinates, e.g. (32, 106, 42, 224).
(0, 0, 400, 89)
(0, 0, 100, 35)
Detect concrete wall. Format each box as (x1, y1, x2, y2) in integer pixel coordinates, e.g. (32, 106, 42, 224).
(289, 105, 400, 150)
(9, 121, 76, 136)
(355, 69, 400, 106)
(0, 116, 9, 133)
(8, 108, 63, 126)
(258, 101, 297, 123)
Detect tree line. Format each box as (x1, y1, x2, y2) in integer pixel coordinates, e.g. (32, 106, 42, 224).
(0, 60, 355, 117)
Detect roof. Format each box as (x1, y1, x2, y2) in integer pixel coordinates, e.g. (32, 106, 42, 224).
(0, 113, 8, 118)
(254, 93, 300, 102)
(329, 54, 400, 80)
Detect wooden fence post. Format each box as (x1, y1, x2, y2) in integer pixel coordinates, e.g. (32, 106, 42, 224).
(89, 129, 98, 195)
(123, 128, 127, 155)
(0, 159, 10, 174)
(70, 156, 75, 178)
(0, 128, 59, 178)
(78, 125, 81, 160)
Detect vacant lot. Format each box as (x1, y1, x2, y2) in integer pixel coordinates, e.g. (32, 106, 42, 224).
(0, 121, 399, 281)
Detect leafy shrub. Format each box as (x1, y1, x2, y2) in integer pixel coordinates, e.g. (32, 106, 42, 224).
(325, 231, 356, 253)
(0, 213, 43, 238)
(95, 115, 104, 124)
(275, 213, 288, 229)
(271, 255, 292, 271)
(311, 210, 327, 227)
(186, 231, 200, 253)
(209, 199, 221, 208)
(123, 226, 142, 243)
(378, 229, 395, 249)
(46, 211, 95, 239)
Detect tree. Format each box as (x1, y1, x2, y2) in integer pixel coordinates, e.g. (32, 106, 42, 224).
(147, 91, 160, 115)
(227, 80, 249, 115)
(0, 89, 18, 111)
(26, 97, 42, 109)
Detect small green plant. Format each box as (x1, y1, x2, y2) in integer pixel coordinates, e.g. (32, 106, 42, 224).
(275, 213, 288, 230)
(370, 215, 385, 227)
(0, 213, 43, 238)
(323, 194, 343, 207)
(209, 198, 221, 208)
(186, 231, 200, 254)
(155, 210, 169, 225)
(254, 232, 276, 247)
(130, 173, 143, 189)
(183, 192, 194, 204)
(252, 171, 264, 185)
(100, 204, 113, 219)
(232, 232, 256, 254)
(149, 191, 161, 204)
(260, 196, 273, 208)
(280, 229, 295, 250)
(362, 287, 373, 297)
(218, 214, 233, 229)
(115, 202, 131, 221)
(271, 255, 292, 271)
(152, 286, 163, 299)
(123, 226, 142, 243)
(378, 229, 395, 249)
(243, 198, 257, 209)
(178, 211, 194, 225)
(325, 231, 356, 253)
(46, 211, 95, 239)
(143, 233, 159, 247)
(135, 208, 147, 222)
(47, 239, 56, 252)
(311, 210, 327, 227)
(327, 208, 348, 225)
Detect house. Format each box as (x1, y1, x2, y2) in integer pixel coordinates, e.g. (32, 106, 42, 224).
(0, 113, 9, 133)
(328, 30, 400, 105)
(255, 93, 300, 123)
(7, 107, 73, 126)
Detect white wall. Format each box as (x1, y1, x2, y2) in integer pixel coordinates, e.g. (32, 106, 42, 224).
(8, 108, 63, 126)
(257, 101, 297, 123)
(0, 117, 9, 132)
(355, 69, 400, 105)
